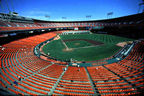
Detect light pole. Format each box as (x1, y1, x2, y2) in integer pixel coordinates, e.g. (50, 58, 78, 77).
(138, 0, 144, 13)
(107, 12, 113, 19)
(86, 15, 92, 20)
(62, 17, 66, 21)
(45, 15, 50, 20)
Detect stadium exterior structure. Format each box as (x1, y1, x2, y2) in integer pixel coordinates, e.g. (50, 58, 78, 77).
(0, 13, 144, 95)
(0, 13, 144, 39)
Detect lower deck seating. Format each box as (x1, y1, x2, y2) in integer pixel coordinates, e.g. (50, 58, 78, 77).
(38, 64, 66, 78)
(54, 80, 94, 95)
(0, 32, 143, 95)
(87, 66, 119, 81)
(62, 67, 89, 81)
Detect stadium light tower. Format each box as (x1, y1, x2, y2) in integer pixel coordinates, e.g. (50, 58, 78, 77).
(107, 12, 113, 19)
(45, 15, 50, 20)
(9, 0, 16, 13)
(0, 0, 4, 13)
(62, 17, 67, 21)
(86, 15, 92, 20)
(138, 0, 144, 13)
(5, 0, 11, 14)
(0, 0, 18, 18)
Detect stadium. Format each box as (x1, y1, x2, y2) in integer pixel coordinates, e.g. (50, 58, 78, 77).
(0, 0, 144, 95)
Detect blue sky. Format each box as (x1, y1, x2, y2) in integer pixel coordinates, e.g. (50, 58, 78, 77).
(0, 0, 143, 21)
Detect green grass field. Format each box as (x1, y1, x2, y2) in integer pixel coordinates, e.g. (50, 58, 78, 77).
(42, 34, 133, 61)
(65, 40, 93, 48)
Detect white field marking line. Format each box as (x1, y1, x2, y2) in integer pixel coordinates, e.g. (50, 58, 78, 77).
(60, 36, 69, 49)
(72, 44, 104, 50)
(72, 45, 97, 50)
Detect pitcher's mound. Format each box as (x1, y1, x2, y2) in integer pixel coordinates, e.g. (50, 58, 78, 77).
(75, 43, 80, 45)
(63, 48, 73, 52)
